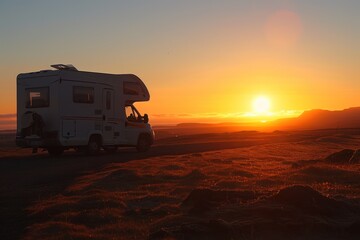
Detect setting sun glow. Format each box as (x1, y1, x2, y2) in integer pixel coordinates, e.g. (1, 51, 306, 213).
(253, 96, 271, 115)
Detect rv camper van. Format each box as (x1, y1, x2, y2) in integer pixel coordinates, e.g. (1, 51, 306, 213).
(16, 64, 154, 156)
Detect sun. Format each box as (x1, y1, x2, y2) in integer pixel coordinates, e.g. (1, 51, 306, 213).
(253, 96, 271, 114)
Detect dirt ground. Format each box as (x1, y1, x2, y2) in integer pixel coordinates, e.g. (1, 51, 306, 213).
(1, 129, 360, 239)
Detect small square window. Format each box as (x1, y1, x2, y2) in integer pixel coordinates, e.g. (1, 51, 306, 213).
(25, 87, 49, 108)
(123, 82, 143, 95)
(73, 86, 94, 104)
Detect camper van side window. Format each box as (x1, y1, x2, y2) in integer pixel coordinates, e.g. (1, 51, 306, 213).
(25, 87, 49, 108)
(73, 86, 94, 104)
(123, 82, 143, 96)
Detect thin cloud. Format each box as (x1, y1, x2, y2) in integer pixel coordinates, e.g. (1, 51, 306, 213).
(0, 113, 16, 119)
(0, 120, 16, 125)
(0, 113, 16, 130)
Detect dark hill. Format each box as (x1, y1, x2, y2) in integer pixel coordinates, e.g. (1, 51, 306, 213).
(271, 107, 360, 130)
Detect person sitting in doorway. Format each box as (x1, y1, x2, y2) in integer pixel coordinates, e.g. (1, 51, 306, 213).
(127, 113, 136, 121)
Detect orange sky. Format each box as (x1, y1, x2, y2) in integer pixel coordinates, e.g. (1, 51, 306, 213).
(0, 1, 359, 127)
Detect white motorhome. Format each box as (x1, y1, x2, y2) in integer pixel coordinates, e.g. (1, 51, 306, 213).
(16, 64, 155, 156)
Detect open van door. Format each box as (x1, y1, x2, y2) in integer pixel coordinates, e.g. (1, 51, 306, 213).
(102, 88, 115, 145)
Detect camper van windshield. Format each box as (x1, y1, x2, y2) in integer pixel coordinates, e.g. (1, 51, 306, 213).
(25, 87, 49, 108)
(125, 105, 142, 122)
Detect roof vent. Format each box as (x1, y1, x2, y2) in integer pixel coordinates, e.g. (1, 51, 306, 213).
(50, 64, 78, 71)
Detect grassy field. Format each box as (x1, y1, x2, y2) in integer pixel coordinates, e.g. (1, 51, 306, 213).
(1, 129, 360, 239)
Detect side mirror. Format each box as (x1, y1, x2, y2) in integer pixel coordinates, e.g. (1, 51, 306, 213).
(143, 114, 149, 123)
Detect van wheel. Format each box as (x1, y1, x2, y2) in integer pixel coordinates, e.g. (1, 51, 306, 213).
(88, 136, 101, 154)
(47, 147, 64, 156)
(136, 135, 151, 152)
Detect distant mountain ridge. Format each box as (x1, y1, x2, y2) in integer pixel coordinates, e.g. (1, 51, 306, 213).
(153, 107, 360, 135)
(171, 107, 360, 132)
(272, 107, 360, 130)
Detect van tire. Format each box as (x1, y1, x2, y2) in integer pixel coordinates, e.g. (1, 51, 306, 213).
(87, 136, 101, 155)
(136, 134, 151, 152)
(47, 147, 64, 156)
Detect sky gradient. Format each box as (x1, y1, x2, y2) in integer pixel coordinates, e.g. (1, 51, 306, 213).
(1, 0, 359, 127)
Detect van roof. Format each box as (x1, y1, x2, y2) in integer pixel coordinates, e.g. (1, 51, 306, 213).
(17, 67, 141, 82)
